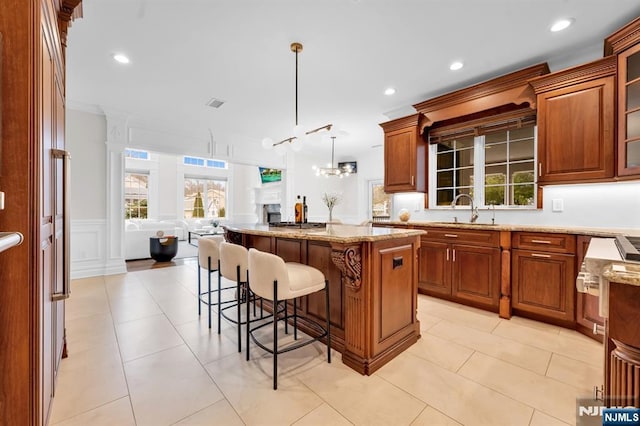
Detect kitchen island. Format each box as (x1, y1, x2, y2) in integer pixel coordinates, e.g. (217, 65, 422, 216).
(224, 223, 424, 375)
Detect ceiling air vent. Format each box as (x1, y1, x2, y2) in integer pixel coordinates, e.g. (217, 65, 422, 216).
(206, 98, 225, 108)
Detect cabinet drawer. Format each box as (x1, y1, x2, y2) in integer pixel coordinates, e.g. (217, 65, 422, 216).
(420, 227, 500, 247)
(512, 232, 575, 254)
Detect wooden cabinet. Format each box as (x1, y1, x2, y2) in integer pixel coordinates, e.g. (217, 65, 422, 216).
(418, 228, 501, 311)
(575, 236, 605, 342)
(606, 17, 640, 177)
(530, 57, 616, 184)
(511, 233, 576, 325)
(379, 114, 426, 193)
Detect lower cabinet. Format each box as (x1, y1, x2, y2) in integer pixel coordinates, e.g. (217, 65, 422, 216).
(418, 228, 501, 311)
(511, 232, 576, 325)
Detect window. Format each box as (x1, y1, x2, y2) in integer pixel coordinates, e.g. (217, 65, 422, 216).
(124, 148, 149, 160)
(184, 177, 227, 218)
(124, 173, 148, 218)
(370, 181, 392, 221)
(183, 156, 227, 169)
(430, 123, 536, 208)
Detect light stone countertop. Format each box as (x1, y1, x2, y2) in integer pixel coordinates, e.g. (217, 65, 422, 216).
(585, 238, 640, 287)
(375, 220, 640, 238)
(224, 223, 425, 244)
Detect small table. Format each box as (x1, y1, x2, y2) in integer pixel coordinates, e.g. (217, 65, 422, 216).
(149, 236, 178, 262)
(188, 228, 223, 246)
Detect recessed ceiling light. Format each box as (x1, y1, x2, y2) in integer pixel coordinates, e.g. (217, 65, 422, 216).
(449, 61, 463, 71)
(113, 53, 130, 64)
(550, 18, 574, 32)
(384, 87, 396, 96)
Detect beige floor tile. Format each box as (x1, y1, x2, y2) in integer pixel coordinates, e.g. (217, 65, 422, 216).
(52, 397, 135, 426)
(458, 352, 583, 424)
(297, 356, 426, 425)
(49, 343, 128, 423)
(66, 288, 111, 321)
(530, 410, 571, 426)
(175, 317, 242, 365)
(415, 312, 441, 331)
(65, 312, 117, 354)
(206, 353, 324, 425)
(411, 406, 462, 426)
(406, 332, 474, 372)
(153, 287, 204, 326)
(115, 314, 184, 361)
(293, 403, 352, 426)
(418, 297, 501, 333)
(377, 352, 533, 425)
(492, 321, 603, 367)
(428, 320, 552, 375)
(104, 274, 150, 301)
(70, 276, 106, 296)
(109, 294, 163, 324)
(173, 399, 244, 426)
(546, 353, 603, 393)
(509, 315, 563, 334)
(124, 345, 224, 426)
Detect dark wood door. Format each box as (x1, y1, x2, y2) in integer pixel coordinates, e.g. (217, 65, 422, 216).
(512, 249, 576, 324)
(451, 244, 501, 310)
(384, 127, 417, 192)
(417, 239, 451, 295)
(537, 76, 615, 183)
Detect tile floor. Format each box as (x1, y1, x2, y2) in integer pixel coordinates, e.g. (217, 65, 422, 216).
(51, 259, 603, 426)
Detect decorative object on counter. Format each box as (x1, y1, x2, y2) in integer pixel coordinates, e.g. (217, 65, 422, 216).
(149, 236, 178, 262)
(211, 219, 220, 229)
(322, 192, 341, 222)
(295, 195, 303, 223)
(261, 42, 333, 154)
(156, 230, 165, 237)
(313, 136, 353, 178)
(398, 208, 411, 222)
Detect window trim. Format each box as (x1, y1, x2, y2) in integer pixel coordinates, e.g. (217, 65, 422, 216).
(428, 125, 538, 210)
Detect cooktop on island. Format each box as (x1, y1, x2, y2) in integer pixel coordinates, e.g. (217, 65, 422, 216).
(615, 235, 640, 262)
(269, 222, 326, 229)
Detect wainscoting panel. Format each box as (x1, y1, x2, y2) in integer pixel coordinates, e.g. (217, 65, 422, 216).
(71, 219, 126, 278)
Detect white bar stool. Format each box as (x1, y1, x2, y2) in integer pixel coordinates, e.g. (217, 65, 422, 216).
(218, 241, 268, 352)
(247, 248, 331, 390)
(197, 235, 235, 331)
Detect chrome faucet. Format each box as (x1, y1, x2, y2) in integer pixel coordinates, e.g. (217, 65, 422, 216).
(451, 194, 479, 223)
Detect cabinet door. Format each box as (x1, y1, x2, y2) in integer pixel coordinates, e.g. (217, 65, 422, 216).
(384, 126, 427, 193)
(618, 43, 640, 176)
(512, 249, 575, 323)
(451, 244, 500, 309)
(575, 236, 604, 341)
(537, 76, 615, 183)
(418, 239, 451, 295)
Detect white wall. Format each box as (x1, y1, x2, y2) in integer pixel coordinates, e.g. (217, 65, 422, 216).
(392, 181, 640, 230)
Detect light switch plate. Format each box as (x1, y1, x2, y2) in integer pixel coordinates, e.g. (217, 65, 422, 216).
(552, 198, 563, 212)
(0, 192, 4, 210)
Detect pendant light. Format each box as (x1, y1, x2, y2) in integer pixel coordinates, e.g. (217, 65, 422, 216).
(261, 42, 332, 154)
(313, 137, 352, 178)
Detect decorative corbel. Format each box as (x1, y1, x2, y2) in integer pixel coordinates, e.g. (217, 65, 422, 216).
(331, 245, 362, 290)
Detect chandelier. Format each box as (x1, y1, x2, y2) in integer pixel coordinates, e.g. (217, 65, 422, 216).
(313, 136, 353, 178)
(261, 42, 332, 154)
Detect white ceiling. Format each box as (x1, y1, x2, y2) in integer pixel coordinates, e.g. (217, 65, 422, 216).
(66, 0, 640, 157)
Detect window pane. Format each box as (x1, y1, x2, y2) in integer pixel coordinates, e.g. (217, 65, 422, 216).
(437, 170, 454, 188)
(627, 140, 640, 168)
(456, 148, 474, 168)
(485, 185, 505, 205)
(485, 130, 507, 145)
(437, 141, 454, 152)
(124, 173, 148, 219)
(510, 163, 535, 183)
(457, 167, 474, 187)
(511, 184, 535, 206)
(184, 177, 227, 218)
(627, 80, 640, 111)
(627, 110, 640, 140)
(509, 126, 534, 141)
(485, 143, 507, 164)
(437, 151, 454, 169)
(509, 139, 534, 162)
(436, 189, 454, 206)
(454, 136, 474, 149)
(627, 51, 640, 82)
(371, 183, 392, 219)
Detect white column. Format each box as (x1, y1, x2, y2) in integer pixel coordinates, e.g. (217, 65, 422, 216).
(104, 111, 128, 274)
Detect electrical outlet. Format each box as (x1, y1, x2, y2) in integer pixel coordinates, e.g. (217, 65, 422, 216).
(552, 198, 564, 212)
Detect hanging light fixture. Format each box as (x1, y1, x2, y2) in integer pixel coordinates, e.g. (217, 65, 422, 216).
(312, 137, 352, 178)
(262, 42, 332, 154)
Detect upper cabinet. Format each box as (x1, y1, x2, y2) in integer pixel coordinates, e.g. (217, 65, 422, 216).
(380, 114, 426, 193)
(529, 57, 616, 184)
(605, 17, 640, 177)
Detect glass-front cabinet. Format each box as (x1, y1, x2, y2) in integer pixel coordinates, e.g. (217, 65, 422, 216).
(620, 44, 640, 176)
(606, 16, 640, 177)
